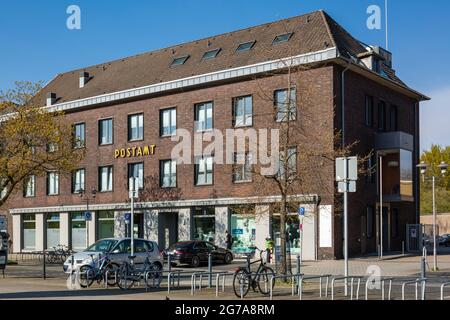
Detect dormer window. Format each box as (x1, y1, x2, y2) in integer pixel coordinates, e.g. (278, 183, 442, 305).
(170, 55, 189, 67)
(236, 41, 256, 52)
(202, 48, 221, 60)
(272, 33, 293, 45)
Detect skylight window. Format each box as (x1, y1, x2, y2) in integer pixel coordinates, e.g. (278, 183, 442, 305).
(202, 48, 221, 60)
(272, 33, 293, 45)
(236, 41, 256, 52)
(171, 55, 189, 66)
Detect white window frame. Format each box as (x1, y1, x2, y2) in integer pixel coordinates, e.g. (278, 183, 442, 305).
(195, 156, 213, 186)
(99, 166, 113, 192)
(161, 160, 177, 188)
(195, 102, 213, 132)
(47, 172, 59, 196)
(233, 95, 253, 127)
(160, 108, 177, 137)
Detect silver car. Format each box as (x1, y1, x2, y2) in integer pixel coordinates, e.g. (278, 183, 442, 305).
(63, 238, 164, 273)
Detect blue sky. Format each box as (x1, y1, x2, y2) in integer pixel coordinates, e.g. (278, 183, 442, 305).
(0, 0, 448, 151)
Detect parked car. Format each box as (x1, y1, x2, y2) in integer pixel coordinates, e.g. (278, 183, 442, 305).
(439, 234, 450, 247)
(164, 241, 233, 267)
(63, 238, 164, 273)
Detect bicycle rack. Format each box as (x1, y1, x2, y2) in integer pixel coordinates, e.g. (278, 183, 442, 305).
(298, 275, 332, 300)
(104, 270, 118, 289)
(364, 277, 395, 301)
(331, 276, 362, 300)
(401, 278, 427, 300)
(190, 271, 231, 296)
(269, 274, 302, 300)
(143, 270, 164, 292)
(440, 281, 450, 300)
(167, 271, 198, 295)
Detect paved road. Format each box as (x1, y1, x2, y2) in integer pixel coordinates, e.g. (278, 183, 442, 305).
(2, 253, 450, 300)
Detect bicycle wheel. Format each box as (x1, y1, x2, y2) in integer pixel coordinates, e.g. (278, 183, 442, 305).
(257, 266, 275, 295)
(78, 265, 95, 288)
(117, 264, 135, 290)
(233, 269, 251, 298)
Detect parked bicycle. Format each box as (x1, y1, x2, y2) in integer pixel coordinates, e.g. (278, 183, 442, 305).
(78, 253, 120, 288)
(42, 245, 75, 264)
(116, 252, 163, 290)
(232, 246, 275, 298)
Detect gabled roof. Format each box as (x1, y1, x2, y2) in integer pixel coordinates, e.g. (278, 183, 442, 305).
(31, 10, 415, 107)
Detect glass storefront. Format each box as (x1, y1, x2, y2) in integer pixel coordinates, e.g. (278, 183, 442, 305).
(46, 213, 60, 249)
(193, 207, 215, 243)
(272, 215, 301, 255)
(231, 215, 256, 254)
(23, 214, 36, 251)
(98, 211, 115, 240)
(71, 212, 86, 251)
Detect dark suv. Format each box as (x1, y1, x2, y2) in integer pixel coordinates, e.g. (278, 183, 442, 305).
(165, 241, 233, 267)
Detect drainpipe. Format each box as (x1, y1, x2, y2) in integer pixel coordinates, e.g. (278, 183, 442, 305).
(414, 101, 420, 225)
(341, 62, 352, 147)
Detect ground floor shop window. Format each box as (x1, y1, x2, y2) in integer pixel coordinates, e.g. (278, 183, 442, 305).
(272, 215, 301, 255)
(231, 215, 256, 254)
(193, 207, 215, 242)
(23, 214, 36, 251)
(98, 211, 115, 240)
(71, 212, 86, 251)
(46, 214, 60, 249)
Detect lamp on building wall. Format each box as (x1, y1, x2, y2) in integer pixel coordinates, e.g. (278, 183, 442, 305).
(417, 161, 448, 271)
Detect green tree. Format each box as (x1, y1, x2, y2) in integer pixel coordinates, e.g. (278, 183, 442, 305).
(420, 145, 450, 214)
(0, 81, 85, 207)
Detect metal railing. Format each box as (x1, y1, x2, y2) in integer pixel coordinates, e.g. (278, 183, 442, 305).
(365, 277, 395, 300)
(331, 276, 362, 300)
(298, 275, 332, 300)
(440, 282, 450, 300)
(190, 271, 232, 296)
(401, 278, 427, 300)
(269, 274, 302, 300)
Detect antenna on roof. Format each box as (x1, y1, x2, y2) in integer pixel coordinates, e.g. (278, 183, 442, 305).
(385, 0, 389, 50)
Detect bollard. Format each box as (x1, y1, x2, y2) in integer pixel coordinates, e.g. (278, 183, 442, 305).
(296, 255, 301, 275)
(208, 253, 212, 288)
(266, 249, 271, 264)
(43, 251, 46, 280)
(402, 241, 405, 256)
(168, 254, 172, 273)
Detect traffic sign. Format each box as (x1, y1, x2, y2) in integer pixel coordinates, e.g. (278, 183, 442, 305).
(298, 207, 305, 216)
(336, 157, 358, 182)
(84, 212, 92, 221)
(338, 181, 357, 193)
(124, 213, 131, 224)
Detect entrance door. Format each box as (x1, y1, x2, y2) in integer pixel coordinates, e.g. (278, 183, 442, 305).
(361, 215, 367, 255)
(126, 213, 144, 239)
(158, 213, 178, 250)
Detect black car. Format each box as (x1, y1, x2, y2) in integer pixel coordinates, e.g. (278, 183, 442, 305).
(165, 241, 233, 267)
(439, 234, 450, 247)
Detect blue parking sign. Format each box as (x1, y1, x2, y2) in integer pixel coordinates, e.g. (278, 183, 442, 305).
(84, 211, 92, 221)
(124, 213, 131, 222)
(298, 207, 305, 216)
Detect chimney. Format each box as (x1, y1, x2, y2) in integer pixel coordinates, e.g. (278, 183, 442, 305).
(79, 71, 90, 88)
(46, 92, 56, 106)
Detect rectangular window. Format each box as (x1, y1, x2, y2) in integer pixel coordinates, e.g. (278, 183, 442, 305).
(275, 88, 297, 122)
(160, 108, 177, 137)
(195, 102, 213, 132)
(99, 118, 113, 145)
(128, 113, 144, 141)
(202, 48, 221, 60)
(23, 214, 36, 251)
(24, 175, 36, 198)
(392, 208, 399, 238)
(367, 153, 377, 183)
(72, 169, 86, 194)
(47, 172, 59, 196)
(47, 142, 58, 153)
(71, 212, 86, 251)
(99, 166, 113, 192)
(97, 211, 115, 240)
(233, 153, 252, 183)
(193, 207, 216, 242)
(365, 95, 374, 127)
(128, 163, 144, 190)
(73, 123, 85, 148)
(273, 33, 293, 45)
(378, 101, 386, 131)
(171, 55, 189, 66)
(160, 160, 177, 188)
(46, 213, 60, 249)
(278, 147, 297, 178)
(389, 105, 398, 131)
(233, 95, 253, 127)
(367, 206, 374, 239)
(236, 41, 256, 52)
(195, 156, 213, 186)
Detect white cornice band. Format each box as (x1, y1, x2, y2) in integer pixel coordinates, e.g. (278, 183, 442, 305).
(9, 194, 320, 214)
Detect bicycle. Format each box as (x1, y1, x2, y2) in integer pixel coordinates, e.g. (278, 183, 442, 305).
(78, 253, 120, 288)
(116, 253, 163, 290)
(232, 246, 275, 298)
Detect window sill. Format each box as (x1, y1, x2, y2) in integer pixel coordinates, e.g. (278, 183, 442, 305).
(160, 133, 176, 138)
(233, 180, 253, 184)
(99, 143, 114, 147)
(128, 138, 144, 143)
(195, 183, 213, 187)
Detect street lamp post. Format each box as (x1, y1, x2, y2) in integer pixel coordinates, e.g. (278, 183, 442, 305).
(417, 161, 448, 271)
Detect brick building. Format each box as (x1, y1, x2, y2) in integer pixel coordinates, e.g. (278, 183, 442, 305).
(5, 10, 428, 259)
